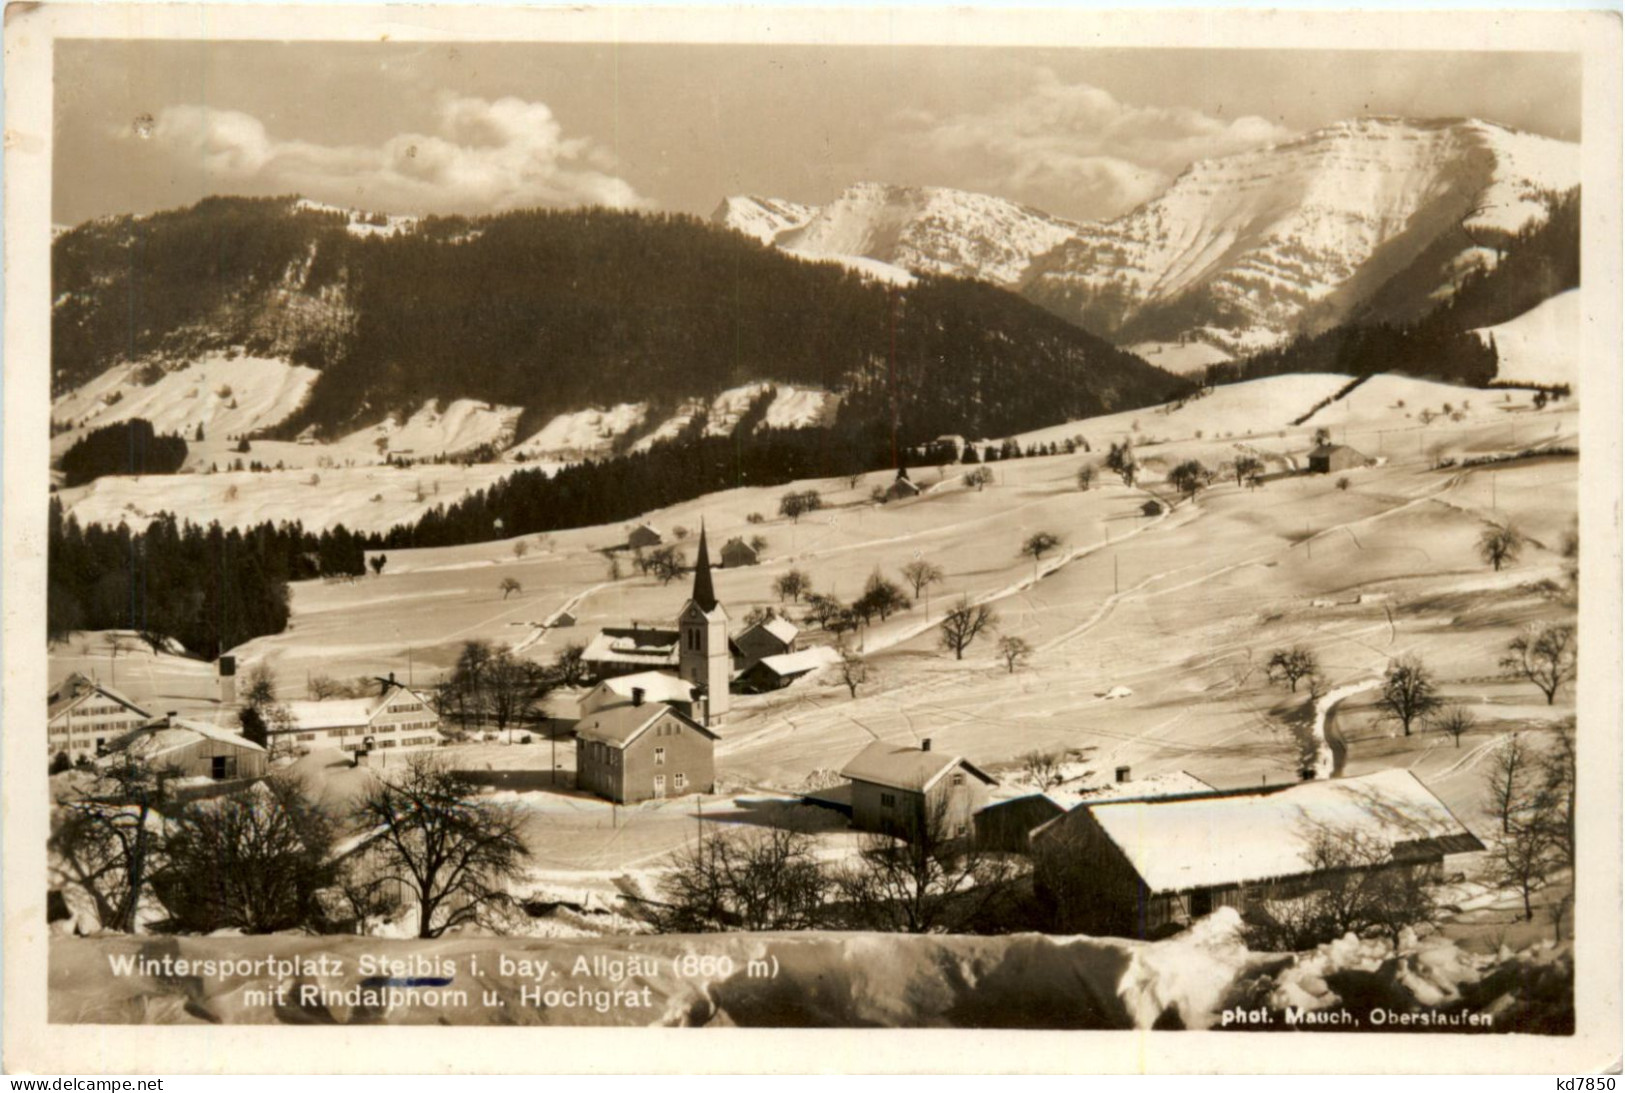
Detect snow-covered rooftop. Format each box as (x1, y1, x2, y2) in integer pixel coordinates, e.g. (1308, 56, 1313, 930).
(841, 740, 995, 794)
(1079, 769, 1481, 894)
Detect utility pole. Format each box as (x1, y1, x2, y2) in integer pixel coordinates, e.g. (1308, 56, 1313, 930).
(1114, 553, 1119, 595)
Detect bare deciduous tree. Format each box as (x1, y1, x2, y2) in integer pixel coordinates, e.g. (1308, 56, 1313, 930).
(1478, 522, 1522, 571)
(1020, 749, 1065, 789)
(1437, 705, 1475, 749)
(352, 754, 530, 939)
(654, 824, 832, 932)
(499, 577, 522, 600)
(1266, 647, 1319, 693)
(774, 569, 810, 604)
(1375, 656, 1443, 737)
(837, 645, 869, 700)
(938, 598, 997, 660)
(51, 753, 179, 933)
(901, 560, 945, 604)
(646, 545, 687, 585)
(997, 635, 1033, 673)
(1501, 623, 1576, 705)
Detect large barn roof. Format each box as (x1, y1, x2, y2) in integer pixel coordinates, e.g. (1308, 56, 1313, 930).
(281, 698, 378, 731)
(841, 740, 996, 794)
(1080, 769, 1481, 894)
(47, 672, 149, 722)
(590, 671, 696, 707)
(575, 702, 717, 748)
(103, 717, 265, 762)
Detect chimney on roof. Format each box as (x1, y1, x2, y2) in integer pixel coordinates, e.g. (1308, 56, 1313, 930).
(388, 671, 396, 685)
(631, 686, 646, 708)
(167, 711, 179, 726)
(1115, 765, 1131, 783)
(921, 738, 932, 752)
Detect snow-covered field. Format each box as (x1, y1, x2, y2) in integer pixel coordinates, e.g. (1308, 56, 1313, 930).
(1479, 290, 1580, 390)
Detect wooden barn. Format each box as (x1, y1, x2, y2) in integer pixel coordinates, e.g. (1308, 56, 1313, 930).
(1141, 499, 1164, 516)
(581, 625, 682, 679)
(732, 615, 799, 668)
(840, 738, 996, 839)
(974, 792, 1068, 852)
(1031, 769, 1483, 940)
(1307, 444, 1368, 474)
(719, 538, 760, 568)
(736, 646, 837, 693)
(574, 698, 718, 803)
(100, 715, 268, 783)
(885, 470, 924, 503)
(627, 523, 664, 550)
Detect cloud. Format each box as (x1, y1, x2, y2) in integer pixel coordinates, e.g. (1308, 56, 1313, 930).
(132, 94, 647, 213)
(877, 71, 1292, 221)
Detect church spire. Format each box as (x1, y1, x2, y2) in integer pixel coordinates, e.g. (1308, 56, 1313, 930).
(691, 521, 717, 612)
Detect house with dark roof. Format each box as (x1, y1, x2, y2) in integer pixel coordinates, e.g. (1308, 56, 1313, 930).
(581, 625, 682, 679)
(732, 615, 799, 669)
(737, 646, 839, 694)
(719, 538, 760, 568)
(1031, 769, 1483, 939)
(884, 468, 924, 503)
(48, 672, 152, 763)
(574, 698, 718, 803)
(627, 523, 664, 550)
(840, 738, 996, 839)
(1307, 443, 1368, 474)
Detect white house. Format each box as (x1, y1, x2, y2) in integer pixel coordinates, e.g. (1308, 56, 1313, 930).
(48, 672, 152, 763)
(278, 677, 444, 754)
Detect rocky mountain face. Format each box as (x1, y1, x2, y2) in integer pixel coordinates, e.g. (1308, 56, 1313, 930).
(716, 117, 1579, 359)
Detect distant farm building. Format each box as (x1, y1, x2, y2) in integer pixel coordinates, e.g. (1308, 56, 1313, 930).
(1073, 768, 1213, 804)
(1141, 499, 1164, 516)
(278, 676, 444, 755)
(1031, 769, 1483, 940)
(719, 538, 760, 567)
(737, 646, 839, 694)
(732, 615, 799, 668)
(627, 523, 664, 550)
(574, 699, 718, 803)
(1307, 444, 1368, 474)
(547, 610, 577, 628)
(101, 715, 267, 784)
(48, 672, 151, 762)
(840, 739, 996, 839)
(579, 670, 699, 720)
(885, 469, 924, 503)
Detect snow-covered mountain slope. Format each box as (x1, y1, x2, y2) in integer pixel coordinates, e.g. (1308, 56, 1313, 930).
(719, 118, 1578, 357)
(1477, 289, 1579, 389)
(710, 195, 817, 245)
(750, 181, 1081, 287)
(51, 354, 320, 456)
(1025, 117, 1578, 354)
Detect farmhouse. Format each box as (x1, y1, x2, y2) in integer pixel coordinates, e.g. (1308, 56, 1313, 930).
(719, 538, 759, 568)
(100, 714, 267, 783)
(737, 646, 839, 693)
(578, 670, 698, 719)
(48, 672, 152, 762)
(627, 523, 664, 550)
(278, 676, 444, 754)
(975, 769, 1213, 852)
(1031, 769, 1483, 940)
(840, 738, 996, 838)
(732, 615, 799, 668)
(1141, 499, 1164, 516)
(574, 698, 718, 803)
(1307, 443, 1368, 474)
(884, 469, 924, 502)
(581, 625, 681, 678)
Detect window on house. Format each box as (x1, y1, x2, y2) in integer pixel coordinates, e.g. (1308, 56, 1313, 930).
(880, 792, 896, 809)
(674, 773, 686, 790)
(654, 747, 666, 765)
(952, 773, 965, 787)
(211, 755, 235, 780)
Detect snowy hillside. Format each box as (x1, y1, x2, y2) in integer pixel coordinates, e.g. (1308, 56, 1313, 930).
(51, 354, 320, 455)
(1026, 117, 1578, 354)
(720, 118, 1578, 357)
(1477, 289, 1580, 389)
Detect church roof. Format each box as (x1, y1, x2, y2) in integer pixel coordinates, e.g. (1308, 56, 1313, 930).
(689, 523, 718, 613)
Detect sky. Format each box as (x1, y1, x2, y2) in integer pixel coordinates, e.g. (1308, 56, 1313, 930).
(54, 42, 1582, 227)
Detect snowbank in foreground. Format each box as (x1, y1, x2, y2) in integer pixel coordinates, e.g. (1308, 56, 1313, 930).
(49, 909, 1570, 1030)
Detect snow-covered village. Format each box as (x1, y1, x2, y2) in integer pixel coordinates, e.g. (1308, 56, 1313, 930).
(31, 33, 1603, 1039)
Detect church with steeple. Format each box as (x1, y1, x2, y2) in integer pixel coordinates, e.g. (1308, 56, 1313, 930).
(677, 526, 731, 725)
(576, 522, 770, 730)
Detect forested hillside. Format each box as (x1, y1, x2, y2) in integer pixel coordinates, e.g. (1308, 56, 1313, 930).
(52, 198, 1187, 450)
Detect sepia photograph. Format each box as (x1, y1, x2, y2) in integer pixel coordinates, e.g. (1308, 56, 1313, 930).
(3, 3, 1620, 1075)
